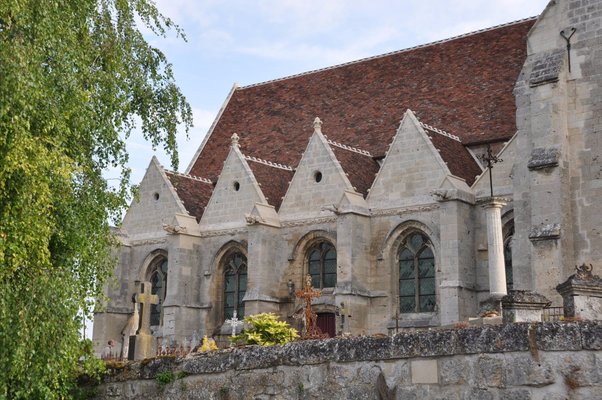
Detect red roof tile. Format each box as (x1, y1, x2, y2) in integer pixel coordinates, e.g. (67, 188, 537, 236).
(329, 145, 380, 197)
(165, 172, 214, 222)
(245, 158, 294, 211)
(189, 19, 533, 185)
(422, 125, 483, 186)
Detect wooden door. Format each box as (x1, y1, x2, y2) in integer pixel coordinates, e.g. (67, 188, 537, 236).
(317, 312, 336, 337)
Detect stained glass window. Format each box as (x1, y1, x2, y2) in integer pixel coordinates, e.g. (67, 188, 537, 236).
(150, 259, 168, 326)
(224, 253, 247, 320)
(308, 242, 337, 289)
(398, 233, 435, 313)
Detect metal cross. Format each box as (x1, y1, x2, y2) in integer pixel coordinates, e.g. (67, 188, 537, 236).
(225, 310, 244, 337)
(479, 144, 503, 198)
(295, 274, 327, 339)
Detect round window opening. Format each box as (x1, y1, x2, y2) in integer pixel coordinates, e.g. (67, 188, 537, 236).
(153, 192, 160, 201)
(314, 171, 323, 183)
(233, 181, 240, 191)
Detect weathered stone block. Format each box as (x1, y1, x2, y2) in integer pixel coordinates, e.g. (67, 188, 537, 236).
(535, 322, 582, 351)
(581, 321, 602, 350)
(499, 388, 532, 400)
(411, 359, 438, 384)
(439, 357, 470, 385)
(475, 355, 505, 388)
(504, 354, 555, 387)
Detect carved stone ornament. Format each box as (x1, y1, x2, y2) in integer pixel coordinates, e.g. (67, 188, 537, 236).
(576, 263, 594, 280)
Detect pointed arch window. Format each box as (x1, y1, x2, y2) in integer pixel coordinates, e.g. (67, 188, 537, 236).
(149, 259, 168, 326)
(308, 242, 337, 289)
(398, 233, 436, 313)
(224, 253, 247, 320)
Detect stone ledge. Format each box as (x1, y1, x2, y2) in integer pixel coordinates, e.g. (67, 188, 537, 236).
(102, 321, 602, 383)
(527, 147, 560, 170)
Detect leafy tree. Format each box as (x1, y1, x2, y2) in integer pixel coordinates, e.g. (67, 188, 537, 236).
(0, 0, 192, 397)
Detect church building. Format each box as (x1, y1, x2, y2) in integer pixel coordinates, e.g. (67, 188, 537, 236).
(93, 0, 602, 359)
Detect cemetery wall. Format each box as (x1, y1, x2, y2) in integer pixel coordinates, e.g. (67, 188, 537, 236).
(94, 321, 602, 399)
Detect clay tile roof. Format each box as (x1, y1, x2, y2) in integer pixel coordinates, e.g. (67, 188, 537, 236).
(189, 18, 533, 189)
(328, 143, 380, 197)
(245, 157, 294, 211)
(421, 123, 483, 186)
(165, 171, 214, 222)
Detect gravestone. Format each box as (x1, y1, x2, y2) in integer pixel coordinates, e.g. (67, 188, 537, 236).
(133, 281, 159, 360)
(557, 264, 602, 320)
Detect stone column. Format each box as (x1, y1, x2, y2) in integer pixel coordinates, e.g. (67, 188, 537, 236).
(482, 198, 507, 299)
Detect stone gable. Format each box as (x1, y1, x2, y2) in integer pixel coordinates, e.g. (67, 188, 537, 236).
(199, 142, 267, 230)
(121, 157, 187, 240)
(279, 124, 355, 220)
(368, 110, 451, 209)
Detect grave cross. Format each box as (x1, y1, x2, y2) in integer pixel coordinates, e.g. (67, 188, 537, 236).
(137, 281, 159, 335)
(225, 310, 244, 337)
(295, 274, 326, 339)
(479, 144, 503, 198)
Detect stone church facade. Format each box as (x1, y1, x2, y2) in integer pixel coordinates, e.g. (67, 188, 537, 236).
(93, 0, 602, 359)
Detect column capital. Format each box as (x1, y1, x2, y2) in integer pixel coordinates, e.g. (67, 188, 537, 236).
(478, 196, 510, 209)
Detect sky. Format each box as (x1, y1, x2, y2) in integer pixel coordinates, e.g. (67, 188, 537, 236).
(120, 0, 551, 185)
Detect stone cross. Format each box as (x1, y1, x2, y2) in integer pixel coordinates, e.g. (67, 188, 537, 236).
(225, 310, 244, 337)
(295, 274, 325, 339)
(137, 281, 159, 335)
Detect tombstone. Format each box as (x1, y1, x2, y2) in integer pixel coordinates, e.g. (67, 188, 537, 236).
(133, 281, 159, 360)
(121, 294, 139, 360)
(501, 290, 550, 323)
(557, 264, 602, 320)
(225, 310, 244, 337)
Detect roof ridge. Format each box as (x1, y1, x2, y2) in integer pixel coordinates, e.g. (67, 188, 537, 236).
(244, 155, 294, 171)
(165, 170, 213, 184)
(325, 136, 373, 157)
(419, 122, 461, 142)
(239, 17, 537, 90)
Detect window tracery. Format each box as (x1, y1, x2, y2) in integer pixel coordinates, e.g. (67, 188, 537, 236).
(398, 233, 435, 313)
(308, 242, 336, 289)
(224, 252, 247, 320)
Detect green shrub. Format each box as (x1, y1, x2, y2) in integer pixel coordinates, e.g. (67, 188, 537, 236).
(156, 371, 176, 389)
(230, 313, 298, 346)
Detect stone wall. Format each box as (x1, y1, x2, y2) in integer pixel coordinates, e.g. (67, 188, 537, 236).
(95, 321, 602, 399)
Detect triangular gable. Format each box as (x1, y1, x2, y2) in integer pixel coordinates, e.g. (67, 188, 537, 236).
(368, 110, 451, 209)
(279, 119, 355, 219)
(472, 134, 517, 198)
(122, 156, 188, 239)
(199, 138, 268, 230)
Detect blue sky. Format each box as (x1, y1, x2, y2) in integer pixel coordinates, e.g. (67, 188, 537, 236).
(123, 0, 550, 184)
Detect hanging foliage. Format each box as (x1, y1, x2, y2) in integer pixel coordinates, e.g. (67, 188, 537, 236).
(0, 0, 192, 397)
